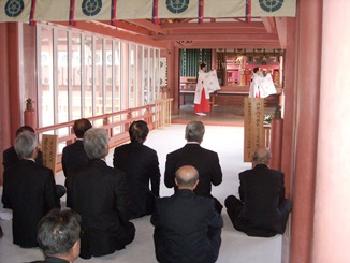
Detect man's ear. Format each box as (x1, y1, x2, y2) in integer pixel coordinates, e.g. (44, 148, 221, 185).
(193, 179, 199, 189)
(71, 240, 80, 260)
(175, 178, 179, 187)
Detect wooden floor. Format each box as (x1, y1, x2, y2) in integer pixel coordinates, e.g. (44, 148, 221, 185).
(172, 104, 275, 127)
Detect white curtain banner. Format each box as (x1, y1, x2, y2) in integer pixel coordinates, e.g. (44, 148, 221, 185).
(158, 0, 199, 18)
(204, 0, 245, 17)
(75, 0, 113, 20)
(251, 0, 296, 17)
(117, 0, 152, 19)
(0, 0, 31, 22)
(34, 0, 71, 21)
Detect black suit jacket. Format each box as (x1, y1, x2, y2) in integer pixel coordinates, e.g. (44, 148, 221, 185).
(238, 164, 286, 233)
(69, 159, 132, 256)
(164, 144, 222, 196)
(2, 159, 60, 247)
(151, 190, 223, 263)
(113, 142, 160, 218)
(61, 140, 89, 182)
(2, 146, 43, 172)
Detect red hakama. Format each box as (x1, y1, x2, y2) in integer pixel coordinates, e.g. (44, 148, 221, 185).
(194, 89, 210, 113)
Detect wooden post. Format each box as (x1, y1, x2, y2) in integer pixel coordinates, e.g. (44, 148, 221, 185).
(41, 134, 58, 173)
(244, 98, 265, 162)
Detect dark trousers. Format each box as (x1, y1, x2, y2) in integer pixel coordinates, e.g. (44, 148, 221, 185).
(207, 225, 222, 263)
(224, 195, 292, 237)
(80, 221, 135, 259)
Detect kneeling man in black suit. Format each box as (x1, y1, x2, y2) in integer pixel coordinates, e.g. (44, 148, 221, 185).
(113, 120, 160, 219)
(225, 148, 292, 237)
(152, 165, 222, 263)
(164, 121, 223, 213)
(2, 131, 60, 247)
(69, 128, 135, 259)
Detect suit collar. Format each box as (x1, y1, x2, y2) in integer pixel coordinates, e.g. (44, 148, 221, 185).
(89, 158, 106, 166)
(254, 164, 268, 170)
(174, 189, 195, 197)
(184, 143, 201, 148)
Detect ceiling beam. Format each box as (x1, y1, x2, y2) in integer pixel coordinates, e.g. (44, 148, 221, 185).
(161, 21, 265, 31)
(174, 40, 281, 48)
(54, 21, 168, 48)
(92, 20, 151, 36)
(165, 27, 266, 34)
(126, 19, 165, 34)
(155, 33, 279, 42)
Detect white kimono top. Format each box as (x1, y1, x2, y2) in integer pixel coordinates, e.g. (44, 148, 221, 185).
(194, 70, 220, 104)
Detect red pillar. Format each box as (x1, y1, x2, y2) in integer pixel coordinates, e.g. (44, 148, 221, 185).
(8, 23, 21, 142)
(312, 1, 350, 262)
(286, 0, 323, 263)
(0, 23, 21, 185)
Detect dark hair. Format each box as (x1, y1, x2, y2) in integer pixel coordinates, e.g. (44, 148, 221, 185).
(73, 118, 92, 138)
(185, 121, 205, 143)
(37, 209, 81, 256)
(16, 126, 35, 136)
(129, 120, 149, 144)
(200, 62, 206, 70)
(253, 67, 259, 73)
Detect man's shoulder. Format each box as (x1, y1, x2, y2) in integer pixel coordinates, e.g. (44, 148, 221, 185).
(113, 143, 130, 154)
(3, 146, 16, 160)
(141, 144, 157, 154)
(63, 141, 83, 152)
(3, 146, 15, 155)
(167, 146, 185, 157)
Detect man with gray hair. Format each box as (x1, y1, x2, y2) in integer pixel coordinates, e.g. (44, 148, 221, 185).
(224, 147, 292, 237)
(152, 165, 222, 263)
(2, 131, 60, 247)
(68, 128, 135, 259)
(164, 120, 222, 212)
(30, 208, 81, 263)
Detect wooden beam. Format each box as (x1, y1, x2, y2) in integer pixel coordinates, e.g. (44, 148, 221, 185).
(95, 20, 151, 36)
(156, 33, 279, 42)
(54, 21, 168, 48)
(161, 21, 265, 30)
(126, 19, 165, 34)
(275, 17, 287, 48)
(262, 17, 276, 33)
(174, 40, 281, 48)
(165, 27, 266, 34)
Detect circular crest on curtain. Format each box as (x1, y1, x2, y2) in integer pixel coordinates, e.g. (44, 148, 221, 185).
(82, 0, 102, 17)
(259, 0, 284, 13)
(5, 0, 25, 17)
(166, 0, 189, 14)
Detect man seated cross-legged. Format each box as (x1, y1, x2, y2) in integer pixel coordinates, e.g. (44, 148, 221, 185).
(152, 165, 223, 263)
(225, 148, 292, 237)
(68, 128, 135, 259)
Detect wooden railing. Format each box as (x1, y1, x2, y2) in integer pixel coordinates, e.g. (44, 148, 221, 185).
(36, 98, 173, 172)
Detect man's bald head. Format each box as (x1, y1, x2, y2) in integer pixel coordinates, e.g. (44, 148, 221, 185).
(175, 165, 199, 190)
(73, 118, 92, 138)
(252, 147, 271, 166)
